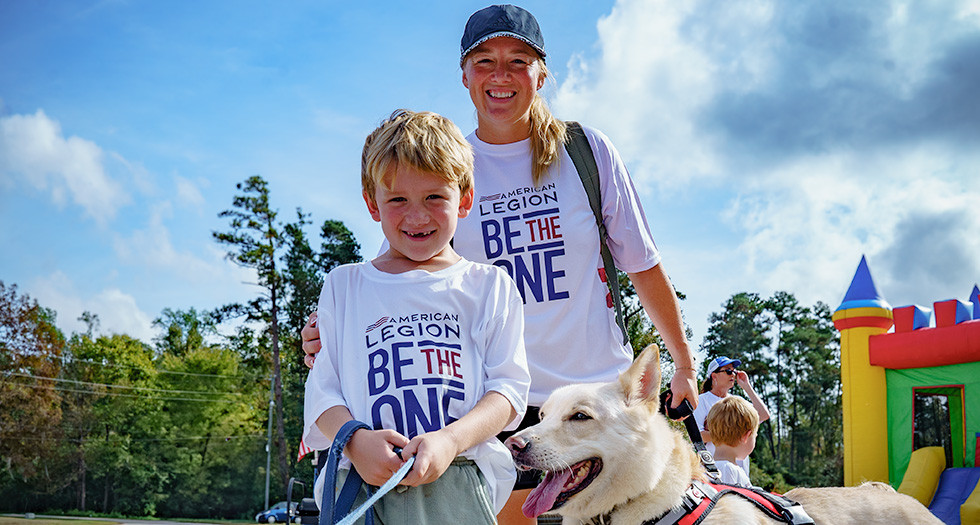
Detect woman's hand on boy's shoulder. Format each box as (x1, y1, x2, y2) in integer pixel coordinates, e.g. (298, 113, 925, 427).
(302, 312, 321, 369)
(346, 428, 411, 486)
(398, 429, 459, 487)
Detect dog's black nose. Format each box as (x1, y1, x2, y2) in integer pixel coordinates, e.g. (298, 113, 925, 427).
(504, 435, 530, 454)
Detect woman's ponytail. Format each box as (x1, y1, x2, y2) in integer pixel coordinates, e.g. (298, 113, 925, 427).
(527, 71, 567, 186)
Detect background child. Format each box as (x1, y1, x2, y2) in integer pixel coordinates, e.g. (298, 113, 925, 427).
(303, 109, 530, 524)
(704, 395, 760, 487)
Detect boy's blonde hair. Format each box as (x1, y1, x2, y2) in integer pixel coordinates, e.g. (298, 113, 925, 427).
(361, 109, 474, 204)
(705, 396, 759, 447)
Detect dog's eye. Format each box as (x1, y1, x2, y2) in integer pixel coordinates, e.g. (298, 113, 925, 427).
(569, 411, 592, 421)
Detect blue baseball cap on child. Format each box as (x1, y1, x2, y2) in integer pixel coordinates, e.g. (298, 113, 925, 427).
(460, 5, 546, 64)
(705, 356, 742, 376)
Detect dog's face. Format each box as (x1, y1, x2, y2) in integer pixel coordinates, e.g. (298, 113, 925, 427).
(506, 346, 683, 521)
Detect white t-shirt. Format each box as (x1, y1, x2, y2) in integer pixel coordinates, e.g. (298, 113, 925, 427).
(303, 259, 530, 513)
(693, 391, 750, 475)
(453, 125, 661, 405)
(715, 459, 751, 487)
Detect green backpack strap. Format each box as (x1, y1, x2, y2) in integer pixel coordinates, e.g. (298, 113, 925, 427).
(564, 121, 628, 346)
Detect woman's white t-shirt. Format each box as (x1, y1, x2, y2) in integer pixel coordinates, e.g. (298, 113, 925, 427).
(453, 125, 661, 405)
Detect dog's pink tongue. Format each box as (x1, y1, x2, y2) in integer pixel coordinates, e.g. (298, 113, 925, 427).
(522, 469, 572, 518)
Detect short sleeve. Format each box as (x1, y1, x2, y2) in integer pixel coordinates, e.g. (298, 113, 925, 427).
(479, 268, 530, 431)
(585, 126, 661, 274)
(302, 272, 349, 450)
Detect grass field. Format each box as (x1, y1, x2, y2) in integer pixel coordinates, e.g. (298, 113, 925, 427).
(0, 517, 253, 525)
(0, 519, 118, 525)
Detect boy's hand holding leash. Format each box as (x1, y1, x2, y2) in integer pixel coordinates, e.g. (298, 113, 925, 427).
(345, 427, 411, 486)
(398, 428, 458, 487)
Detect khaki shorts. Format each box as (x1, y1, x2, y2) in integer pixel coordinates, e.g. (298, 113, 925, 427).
(332, 458, 495, 525)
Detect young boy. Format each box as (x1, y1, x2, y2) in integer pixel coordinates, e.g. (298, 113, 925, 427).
(303, 109, 530, 524)
(704, 396, 760, 487)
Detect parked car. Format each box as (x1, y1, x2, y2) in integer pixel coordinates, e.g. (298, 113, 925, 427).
(255, 501, 299, 524)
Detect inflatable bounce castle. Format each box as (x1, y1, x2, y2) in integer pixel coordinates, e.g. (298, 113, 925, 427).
(833, 256, 980, 524)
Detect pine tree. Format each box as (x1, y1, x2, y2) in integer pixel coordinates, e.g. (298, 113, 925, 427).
(213, 175, 291, 491)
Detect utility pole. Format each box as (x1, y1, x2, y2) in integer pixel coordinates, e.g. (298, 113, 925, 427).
(264, 374, 275, 509)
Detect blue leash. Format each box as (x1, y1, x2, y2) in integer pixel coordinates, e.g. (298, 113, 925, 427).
(320, 420, 415, 525)
(336, 455, 415, 525)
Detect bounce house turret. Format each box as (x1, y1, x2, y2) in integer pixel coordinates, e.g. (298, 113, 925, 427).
(834, 256, 980, 524)
(833, 255, 893, 486)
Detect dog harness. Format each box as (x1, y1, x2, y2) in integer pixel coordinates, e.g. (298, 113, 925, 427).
(641, 480, 815, 525)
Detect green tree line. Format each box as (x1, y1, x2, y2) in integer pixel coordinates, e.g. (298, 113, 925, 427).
(0, 175, 360, 517)
(699, 291, 843, 490)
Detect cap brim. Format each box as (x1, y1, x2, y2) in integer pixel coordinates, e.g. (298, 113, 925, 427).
(460, 32, 546, 64)
(707, 357, 741, 376)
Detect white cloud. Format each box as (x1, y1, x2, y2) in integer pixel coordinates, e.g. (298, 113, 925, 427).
(111, 202, 246, 285)
(174, 174, 206, 208)
(552, 0, 980, 333)
(0, 109, 129, 225)
(29, 271, 155, 341)
(111, 151, 155, 196)
(554, 0, 728, 190)
(724, 143, 980, 311)
(93, 289, 156, 341)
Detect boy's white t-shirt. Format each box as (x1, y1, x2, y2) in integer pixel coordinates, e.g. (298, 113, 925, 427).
(303, 259, 530, 513)
(715, 459, 751, 487)
(693, 391, 751, 475)
(453, 125, 661, 405)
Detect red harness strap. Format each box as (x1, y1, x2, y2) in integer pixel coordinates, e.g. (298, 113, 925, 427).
(706, 483, 786, 519)
(644, 480, 814, 525)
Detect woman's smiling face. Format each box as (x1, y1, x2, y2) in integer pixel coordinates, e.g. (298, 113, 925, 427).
(462, 36, 545, 142)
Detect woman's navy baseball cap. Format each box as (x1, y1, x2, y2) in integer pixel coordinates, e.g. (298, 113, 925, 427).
(461, 4, 546, 64)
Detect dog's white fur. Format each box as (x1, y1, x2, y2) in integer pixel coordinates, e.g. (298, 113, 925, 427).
(506, 345, 943, 525)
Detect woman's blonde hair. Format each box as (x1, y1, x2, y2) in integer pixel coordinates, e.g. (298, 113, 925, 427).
(528, 63, 567, 186)
(361, 109, 474, 204)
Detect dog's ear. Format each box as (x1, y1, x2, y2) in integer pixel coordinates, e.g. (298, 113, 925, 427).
(619, 344, 662, 408)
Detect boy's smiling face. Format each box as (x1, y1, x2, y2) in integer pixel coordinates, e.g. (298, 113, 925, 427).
(365, 163, 474, 272)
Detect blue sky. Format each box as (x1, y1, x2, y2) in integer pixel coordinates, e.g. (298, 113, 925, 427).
(2, 0, 979, 355)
